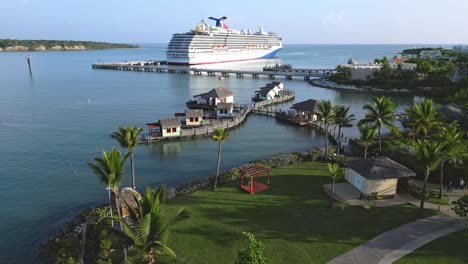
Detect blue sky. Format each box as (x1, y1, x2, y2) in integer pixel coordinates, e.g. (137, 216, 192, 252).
(3, 0, 468, 44)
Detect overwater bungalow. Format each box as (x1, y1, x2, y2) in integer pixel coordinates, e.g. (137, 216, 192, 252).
(291, 99, 320, 122)
(216, 102, 234, 118)
(146, 118, 181, 139)
(185, 109, 204, 126)
(187, 87, 234, 109)
(253, 82, 284, 101)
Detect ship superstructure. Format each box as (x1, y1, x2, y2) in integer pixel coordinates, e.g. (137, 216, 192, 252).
(166, 16, 282, 65)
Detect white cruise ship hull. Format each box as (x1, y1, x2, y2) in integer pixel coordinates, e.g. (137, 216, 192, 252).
(168, 46, 282, 65)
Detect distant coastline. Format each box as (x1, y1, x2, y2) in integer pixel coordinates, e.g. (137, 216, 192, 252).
(0, 39, 139, 51)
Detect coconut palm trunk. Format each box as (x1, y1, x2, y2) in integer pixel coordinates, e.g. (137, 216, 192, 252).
(329, 178, 336, 207)
(113, 189, 128, 259)
(337, 126, 342, 155)
(364, 144, 368, 159)
(420, 169, 429, 211)
(439, 160, 445, 199)
(214, 140, 222, 190)
(130, 152, 136, 189)
(325, 122, 329, 159)
(378, 126, 382, 153)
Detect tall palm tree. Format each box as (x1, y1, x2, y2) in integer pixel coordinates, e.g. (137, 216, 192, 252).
(111, 126, 143, 190)
(117, 187, 188, 263)
(359, 124, 377, 159)
(87, 148, 129, 223)
(316, 100, 336, 159)
(359, 96, 397, 153)
(212, 128, 230, 190)
(406, 99, 443, 139)
(327, 162, 345, 207)
(436, 123, 463, 198)
(333, 105, 355, 155)
(415, 139, 445, 213)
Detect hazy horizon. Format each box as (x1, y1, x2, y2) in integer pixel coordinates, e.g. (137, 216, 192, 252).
(2, 0, 468, 44)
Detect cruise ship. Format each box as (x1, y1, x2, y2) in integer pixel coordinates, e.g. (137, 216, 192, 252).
(166, 16, 282, 65)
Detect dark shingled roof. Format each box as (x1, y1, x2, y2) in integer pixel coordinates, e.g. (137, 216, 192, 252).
(185, 109, 203, 118)
(346, 156, 416, 180)
(195, 87, 234, 99)
(217, 102, 234, 110)
(159, 118, 181, 128)
(291, 99, 320, 113)
(256, 86, 275, 94)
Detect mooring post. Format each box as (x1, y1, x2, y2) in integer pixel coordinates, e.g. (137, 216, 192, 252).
(26, 55, 33, 77)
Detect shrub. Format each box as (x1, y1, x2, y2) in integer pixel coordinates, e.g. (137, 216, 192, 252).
(236, 232, 269, 264)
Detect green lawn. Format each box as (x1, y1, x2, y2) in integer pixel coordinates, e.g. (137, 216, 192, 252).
(395, 230, 468, 264)
(427, 194, 450, 205)
(164, 162, 432, 264)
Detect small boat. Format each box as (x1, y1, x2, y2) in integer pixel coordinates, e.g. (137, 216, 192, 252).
(218, 76, 225, 80)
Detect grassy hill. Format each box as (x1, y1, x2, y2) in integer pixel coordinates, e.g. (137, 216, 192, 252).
(0, 39, 138, 51)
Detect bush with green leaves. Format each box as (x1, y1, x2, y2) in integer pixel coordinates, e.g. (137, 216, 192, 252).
(236, 232, 269, 264)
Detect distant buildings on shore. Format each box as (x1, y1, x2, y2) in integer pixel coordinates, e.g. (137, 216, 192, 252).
(343, 59, 417, 81)
(453, 45, 468, 53)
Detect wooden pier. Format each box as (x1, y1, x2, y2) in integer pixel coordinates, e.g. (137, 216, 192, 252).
(91, 62, 336, 80)
(143, 91, 295, 143)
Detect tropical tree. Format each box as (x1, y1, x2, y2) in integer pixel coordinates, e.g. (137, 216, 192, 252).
(333, 105, 355, 155)
(212, 128, 230, 190)
(316, 100, 336, 159)
(359, 124, 377, 159)
(359, 96, 397, 153)
(435, 124, 464, 198)
(406, 99, 443, 139)
(416, 60, 433, 80)
(88, 148, 129, 223)
(88, 148, 130, 259)
(415, 139, 446, 212)
(327, 163, 345, 208)
(111, 126, 143, 190)
(116, 187, 189, 263)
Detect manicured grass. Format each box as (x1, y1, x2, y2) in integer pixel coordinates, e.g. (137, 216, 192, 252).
(164, 162, 432, 264)
(395, 230, 468, 264)
(427, 194, 449, 205)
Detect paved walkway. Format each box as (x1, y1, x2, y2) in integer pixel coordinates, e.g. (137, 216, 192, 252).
(327, 214, 465, 264)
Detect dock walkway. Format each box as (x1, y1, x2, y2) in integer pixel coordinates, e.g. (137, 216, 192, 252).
(91, 62, 336, 80)
(144, 91, 295, 142)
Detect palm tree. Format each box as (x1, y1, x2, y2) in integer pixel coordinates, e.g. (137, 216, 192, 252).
(212, 128, 230, 190)
(359, 96, 396, 153)
(333, 106, 355, 155)
(327, 163, 345, 207)
(406, 99, 443, 139)
(316, 100, 336, 159)
(359, 124, 377, 159)
(88, 148, 129, 223)
(436, 124, 463, 198)
(415, 139, 445, 213)
(117, 187, 188, 263)
(111, 126, 143, 190)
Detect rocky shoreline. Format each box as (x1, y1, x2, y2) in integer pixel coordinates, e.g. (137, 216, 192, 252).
(310, 78, 412, 94)
(38, 150, 329, 262)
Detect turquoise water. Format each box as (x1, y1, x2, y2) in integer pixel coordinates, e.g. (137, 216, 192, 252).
(0, 44, 445, 263)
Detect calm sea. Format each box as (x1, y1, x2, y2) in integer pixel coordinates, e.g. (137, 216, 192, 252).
(0, 44, 447, 263)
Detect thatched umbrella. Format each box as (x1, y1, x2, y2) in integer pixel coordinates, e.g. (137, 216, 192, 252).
(119, 187, 141, 218)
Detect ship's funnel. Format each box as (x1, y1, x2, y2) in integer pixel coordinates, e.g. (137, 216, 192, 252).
(208, 16, 228, 29)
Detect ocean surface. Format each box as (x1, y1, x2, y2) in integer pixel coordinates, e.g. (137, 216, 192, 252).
(0, 44, 448, 263)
